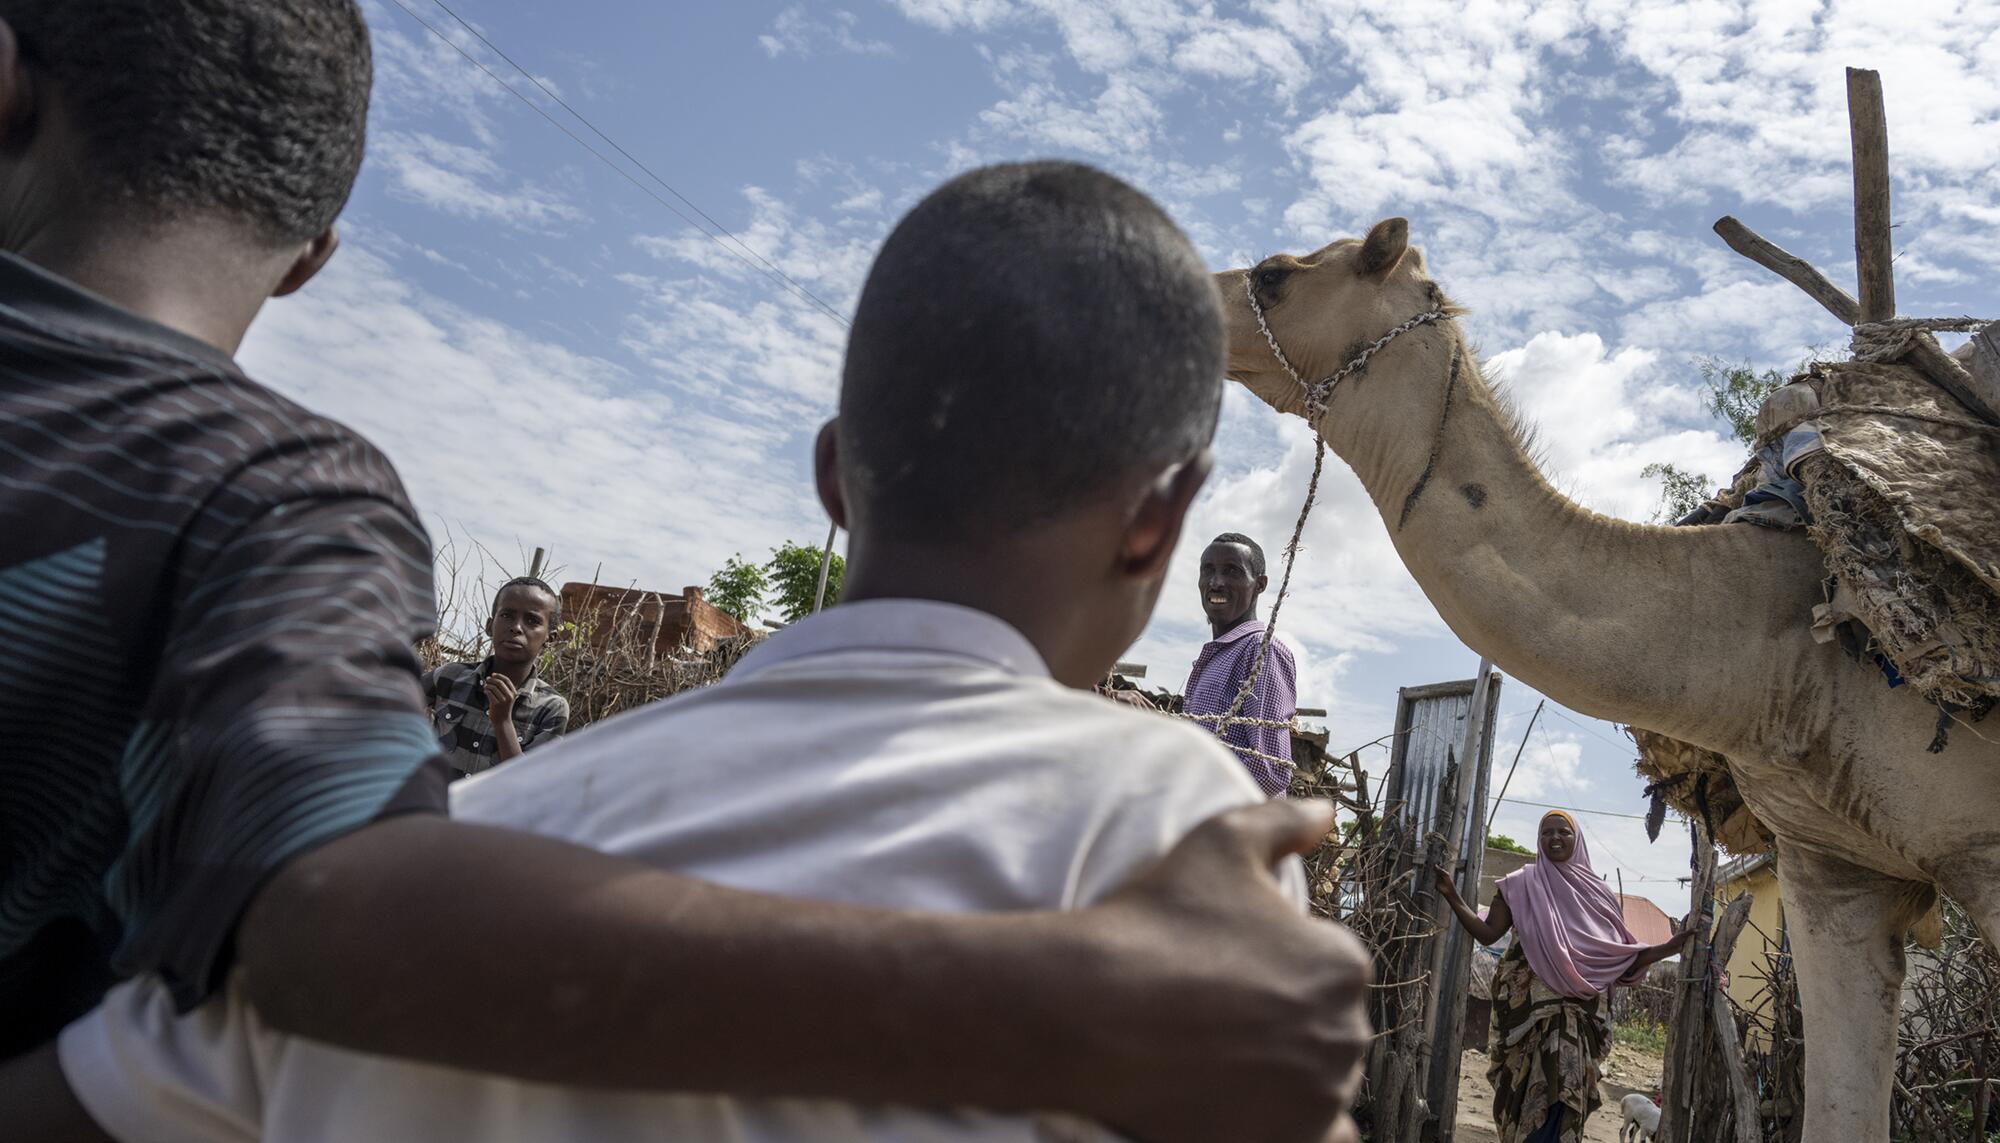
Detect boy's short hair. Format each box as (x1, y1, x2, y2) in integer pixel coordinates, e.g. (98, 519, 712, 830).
(839, 161, 1225, 542)
(1209, 532, 1266, 578)
(5, 0, 372, 243)
(492, 577, 560, 623)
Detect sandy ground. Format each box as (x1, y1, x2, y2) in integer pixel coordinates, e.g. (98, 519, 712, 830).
(1450, 1041, 1664, 1143)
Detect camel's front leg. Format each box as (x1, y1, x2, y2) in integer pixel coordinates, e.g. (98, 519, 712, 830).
(1777, 843, 1912, 1142)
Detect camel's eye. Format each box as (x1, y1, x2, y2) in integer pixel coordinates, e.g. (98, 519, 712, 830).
(1254, 265, 1288, 293)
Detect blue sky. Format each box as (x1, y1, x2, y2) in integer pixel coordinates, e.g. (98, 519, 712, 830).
(241, 0, 2000, 911)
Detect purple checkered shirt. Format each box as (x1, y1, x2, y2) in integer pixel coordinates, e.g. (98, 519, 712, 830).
(1183, 618, 1297, 797)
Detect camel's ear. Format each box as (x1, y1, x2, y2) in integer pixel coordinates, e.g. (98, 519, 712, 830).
(1358, 217, 1408, 279)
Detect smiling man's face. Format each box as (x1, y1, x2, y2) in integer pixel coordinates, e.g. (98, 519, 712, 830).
(1198, 541, 1265, 632)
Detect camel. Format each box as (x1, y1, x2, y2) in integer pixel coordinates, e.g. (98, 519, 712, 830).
(1214, 218, 2000, 1142)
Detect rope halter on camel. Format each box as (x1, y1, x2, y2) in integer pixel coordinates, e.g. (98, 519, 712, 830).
(1246, 275, 1449, 423)
(1195, 277, 1451, 747)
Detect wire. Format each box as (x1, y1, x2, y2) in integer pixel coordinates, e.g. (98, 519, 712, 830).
(1487, 794, 1673, 823)
(1544, 705, 1640, 754)
(1485, 698, 1542, 834)
(1530, 715, 1654, 875)
(384, 0, 851, 328)
(421, 0, 851, 327)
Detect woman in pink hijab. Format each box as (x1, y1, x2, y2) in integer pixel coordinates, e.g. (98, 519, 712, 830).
(1437, 811, 1690, 1143)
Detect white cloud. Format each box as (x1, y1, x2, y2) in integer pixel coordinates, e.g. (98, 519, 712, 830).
(1171, 21, 1312, 98)
(629, 186, 880, 323)
(759, 6, 895, 58)
(239, 242, 832, 609)
(373, 131, 584, 229)
(1501, 731, 1589, 800)
(1581, 0, 2000, 244)
(889, 0, 1018, 32)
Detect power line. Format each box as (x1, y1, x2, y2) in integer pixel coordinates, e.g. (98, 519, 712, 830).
(421, 0, 851, 327)
(1485, 698, 1542, 834)
(384, 0, 851, 328)
(1543, 705, 1639, 754)
(1487, 794, 1670, 823)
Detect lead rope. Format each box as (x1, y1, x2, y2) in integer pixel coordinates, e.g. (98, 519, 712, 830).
(1208, 277, 1449, 743)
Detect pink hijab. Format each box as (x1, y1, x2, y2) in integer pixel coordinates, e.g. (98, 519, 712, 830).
(1495, 811, 1645, 998)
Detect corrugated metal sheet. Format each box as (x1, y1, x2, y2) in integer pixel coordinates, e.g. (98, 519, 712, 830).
(1386, 678, 1499, 842)
(1392, 683, 1474, 838)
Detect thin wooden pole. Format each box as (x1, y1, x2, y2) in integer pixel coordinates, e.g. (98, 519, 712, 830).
(1660, 818, 1720, 1143)
(529, 546, 547, 580)
(811, 521, 838, 614)
(1424, 661, 1496, 1143)
(1707, 895, 1761, 1143)
(1712, 216, 1860, 326)
(1847, 67, 1896, 323)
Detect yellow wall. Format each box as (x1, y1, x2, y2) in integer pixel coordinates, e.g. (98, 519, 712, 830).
(1717, 861, 1785, 1047)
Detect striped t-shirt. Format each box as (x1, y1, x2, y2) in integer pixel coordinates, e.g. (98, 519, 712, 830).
(0, 252, 446, 1053)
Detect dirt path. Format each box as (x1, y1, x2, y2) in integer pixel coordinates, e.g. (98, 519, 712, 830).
(1451, 1042, 1663, 1143)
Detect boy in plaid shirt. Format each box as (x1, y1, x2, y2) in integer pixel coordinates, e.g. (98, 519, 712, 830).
(424, 578, 570, 780)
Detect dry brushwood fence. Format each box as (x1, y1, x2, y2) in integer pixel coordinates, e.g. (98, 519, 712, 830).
(1288, 746, 1444, 1134)
(1678, 899, 1997, 1143)
(416, 537, 758, 731)
(1610, 962, 1679, 1029)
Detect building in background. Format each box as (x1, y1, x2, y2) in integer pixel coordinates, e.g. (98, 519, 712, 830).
(559, 582, 750, 659)
(1719, 853, 1786, 1047)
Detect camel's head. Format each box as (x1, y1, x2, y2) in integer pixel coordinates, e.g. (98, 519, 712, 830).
(1213, 217, 1444, 422)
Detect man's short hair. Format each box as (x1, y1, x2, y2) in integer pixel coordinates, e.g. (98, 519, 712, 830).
(6, 0, 372, 243)
(839, 161, 1224, 542)
(1209, 532, 1266, 578)
(492, 577, 560, 622)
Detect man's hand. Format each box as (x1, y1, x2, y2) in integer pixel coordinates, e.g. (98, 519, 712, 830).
(483, 673, 518, 722)
(234, 805, 1370, 1143)
(1072, 799, 1371, 1143)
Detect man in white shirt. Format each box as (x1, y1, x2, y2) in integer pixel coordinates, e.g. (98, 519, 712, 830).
(54, 161, 1367, 1142)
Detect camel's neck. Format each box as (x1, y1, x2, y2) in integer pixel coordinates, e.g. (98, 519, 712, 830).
(1318, 322, 1809, 736)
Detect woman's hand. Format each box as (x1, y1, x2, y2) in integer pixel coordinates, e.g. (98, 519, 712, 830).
(1433, 870, 1457, 902)
(1630, 926, 1699, 974)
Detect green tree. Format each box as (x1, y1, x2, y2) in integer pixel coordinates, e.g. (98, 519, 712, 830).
(1640, 461, 1712, 523)
(1639, 359, 1792, 523)
(1695, 358, 1790, 446)
(766, 540, 844, 622)
(706, 553, 769, 622)
(1486, 832, 1532, 856)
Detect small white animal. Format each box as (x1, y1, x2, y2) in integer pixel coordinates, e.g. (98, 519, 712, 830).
(1620, 1092, 1662, 1142)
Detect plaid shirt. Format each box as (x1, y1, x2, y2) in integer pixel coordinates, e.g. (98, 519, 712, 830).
(423, 659, 569, 778)
(1183, 619, 1297, 798)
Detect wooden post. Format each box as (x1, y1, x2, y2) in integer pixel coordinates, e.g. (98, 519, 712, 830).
(1659, 818, 1719, 1143)
(811, 521, 838, 614)
(1969, 327, 2000, 395)
(1424, 663, 1498, 1142)
(1847, 67, 1896, 323)
(1712, 217, 1860, 326)
(529, 546, 547, 580)
(1707, 894, 1760, 1143)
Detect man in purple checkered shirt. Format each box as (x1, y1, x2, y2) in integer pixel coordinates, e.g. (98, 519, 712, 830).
(1184, 532, 1298, 797)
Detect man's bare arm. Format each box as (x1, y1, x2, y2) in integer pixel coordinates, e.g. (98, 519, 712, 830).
(0, 1046, 111, 1143)
(235, 801, 1370, 1143)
